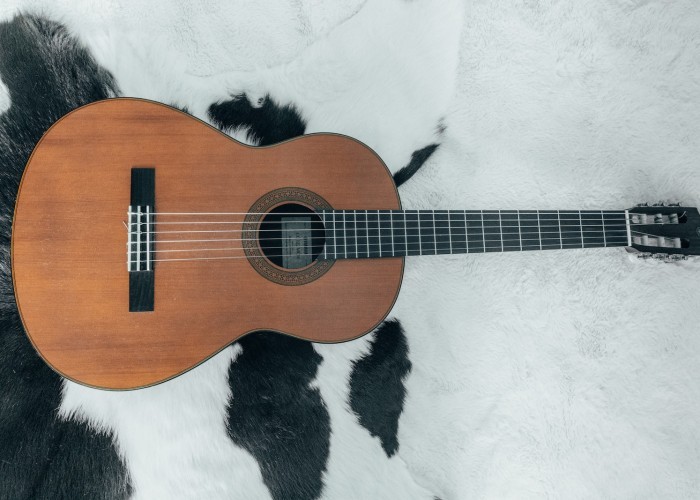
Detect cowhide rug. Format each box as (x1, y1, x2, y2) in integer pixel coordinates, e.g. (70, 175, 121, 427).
(1, 1, 700, 499)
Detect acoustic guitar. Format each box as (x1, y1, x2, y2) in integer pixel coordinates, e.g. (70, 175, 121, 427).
(11, 98, 700, 390)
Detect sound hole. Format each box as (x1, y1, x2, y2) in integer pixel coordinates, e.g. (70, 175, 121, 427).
(259, 203, 325, 269)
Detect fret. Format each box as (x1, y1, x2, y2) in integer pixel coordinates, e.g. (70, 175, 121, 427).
(450, 211, 468, 253)
(434, 210, 451, 255)
(497, 210, 504, 251)
(335, 210, 347, 258)
(346, 210, 357, 258)
(603, 211, 629, 246)
(538, 212, 560, 249)
(321, 211, 327, 259)
(324, 211, 336, 259)
(519, 211, 542, 251)
(448, 211, 453, 253)
(466, 211, 485, 253)
(391, 211, 406, 257)
(556, 210, 563, 249)
(379, 211, 393, 257)
(366, 210, 380, 257)
(419, 211, 436, 255)
(480, 210, 486, 252)
(482, 211, 502, 252)
(581, 210, 605, 248)
(390, 211, 395, 256)
(404, 210, 421, 256)
(500, 210, 521, 252)
(559, 211, 583, 248)
(356, 210, 368, 258)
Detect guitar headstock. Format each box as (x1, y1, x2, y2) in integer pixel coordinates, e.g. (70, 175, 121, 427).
(627, 203, 700, 259)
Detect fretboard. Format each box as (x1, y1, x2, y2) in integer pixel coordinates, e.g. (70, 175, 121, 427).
(320, 210, 630, 259)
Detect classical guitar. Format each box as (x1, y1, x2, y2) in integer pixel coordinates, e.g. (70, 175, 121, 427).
(11, 98, 700, 390)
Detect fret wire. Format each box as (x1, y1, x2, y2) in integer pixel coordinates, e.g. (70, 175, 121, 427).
(498, 210, 503, 252)
(463, 210, 468, 254)
(578, 210, 584, 247)
(557, 210, 563, 249)
(330, 210, 336, 259)
(432, 210, 437, 255)
(448, 211, 453, 253)
(343, 210, 347, 259)
(352, 210, 357, 259)
(365, 210, 369, 257)
(418, 211, 422, 256)
(377, 210, 382, 257)
(322, 211, 327, 259)
(601, 210, 607, 247)
(390, 211, 395, 256)
(480, 210, 486, 252)
(517, 210, 522, 251)
(404, 212, 408, 256)
(537, 211, 542, 250)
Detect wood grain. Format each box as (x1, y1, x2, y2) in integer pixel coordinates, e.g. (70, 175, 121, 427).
(12, 98, 403, 390)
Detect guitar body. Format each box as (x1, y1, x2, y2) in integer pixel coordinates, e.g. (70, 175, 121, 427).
(12, 99, 403, 390)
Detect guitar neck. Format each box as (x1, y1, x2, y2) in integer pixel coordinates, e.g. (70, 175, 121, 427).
(320, 209, 631, 259)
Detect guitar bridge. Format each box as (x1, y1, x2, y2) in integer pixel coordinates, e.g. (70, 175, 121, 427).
(128, 167, 155, 312)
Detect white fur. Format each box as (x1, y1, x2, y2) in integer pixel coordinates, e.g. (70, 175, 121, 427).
(3, 0, 700, 498)
(60, 347, 272, 500)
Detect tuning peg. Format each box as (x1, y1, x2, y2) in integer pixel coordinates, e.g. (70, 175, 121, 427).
(636, 202, 649, 207)
(668, 202, 683, 207)
(652, 202, 666, 207)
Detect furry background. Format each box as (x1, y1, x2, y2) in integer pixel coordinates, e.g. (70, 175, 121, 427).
(1, 1, 700, 499)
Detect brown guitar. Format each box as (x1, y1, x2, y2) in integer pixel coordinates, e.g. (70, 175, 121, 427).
(11, 98, 700, 390)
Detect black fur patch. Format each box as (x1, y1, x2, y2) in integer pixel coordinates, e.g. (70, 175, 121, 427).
(212, 91, 330, 499)
(349, 319, 412, 456)
(227, 333, 330, 500)
(208, 94, 306, 146)
(0, 14, 130, 499)
(393, 143, 439, 187)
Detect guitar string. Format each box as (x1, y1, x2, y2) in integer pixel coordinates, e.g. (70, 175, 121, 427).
(130, 233, 633, 259)
(136, 210, 674, 216)
(146, 237, 632, 254)
(127, 229, 669, 262)
(132, 229, 631, 247)
(142, 225, 635, 235)
(131, 223, 651, 230)
(139, 218, 665, 226)
(146, 241, 632, 263)
(124, 226, 648, 245)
